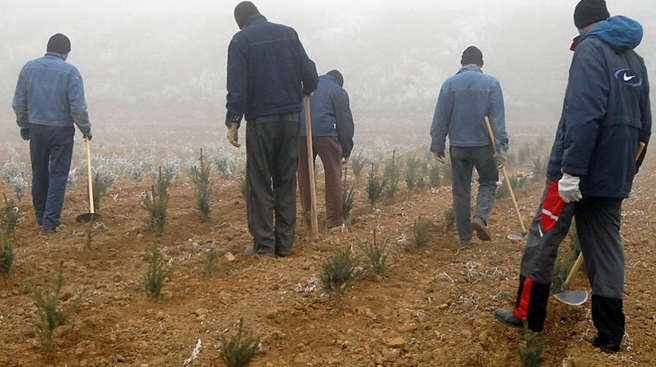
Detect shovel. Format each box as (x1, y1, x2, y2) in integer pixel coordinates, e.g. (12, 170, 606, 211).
(75, 137, 102, 223)
(304, 96, 319, 241)
(554, 141, 646, 306)
(484, 117, 527, 241)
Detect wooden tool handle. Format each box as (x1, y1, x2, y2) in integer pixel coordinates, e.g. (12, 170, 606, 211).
(304, 96, 319, 240)
(485, 117, 526, 234)
(85, 137, 95, 214)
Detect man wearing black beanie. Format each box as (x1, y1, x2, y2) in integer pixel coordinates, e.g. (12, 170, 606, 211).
(224, 2, 319, 258)
(495, 0, 651, 354)
(12, 33, 92, 233)
(430, 46, 508, 247)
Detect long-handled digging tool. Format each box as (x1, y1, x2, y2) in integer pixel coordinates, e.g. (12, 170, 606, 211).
(554, 141, 646, 306)
(304, 96, 319, 241)
(484, 116, 527, 241)
(76, 137, 102, 224)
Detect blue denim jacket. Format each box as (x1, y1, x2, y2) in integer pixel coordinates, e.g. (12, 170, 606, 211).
(430, 66, 507, 153)
(225, 15, 319, 127)
(300, 75, 355, 158)
(12, 53, 91, 135)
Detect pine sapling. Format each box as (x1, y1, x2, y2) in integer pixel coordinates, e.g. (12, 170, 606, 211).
(0, 236, 12, 279)
(219, 318, 261, 367)
(1, 194, 20, 238)
(84, 221, 105, 251)
(342, 168, 355, 221)
(358, 231, 388, 275)
(517, 321, 546, 367)
(413, 217, 430, 248)
(142, 170, 170, 237)
(188, 149, 214, 221)
(404, 154, 420, 190)
(384, 151, 399, 202)
(144, 239, 173, 300)
(444, 207, 456, 230)
(429, 163, 441, 188)
(351, 153, 366, 179)
(205, 246, 219, 276)
(320, 246, 360, 298)
(366, 163, 386, 208)
(27, 261, 82, 350)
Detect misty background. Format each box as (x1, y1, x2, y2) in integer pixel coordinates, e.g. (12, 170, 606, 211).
(1, 0, 654, 145)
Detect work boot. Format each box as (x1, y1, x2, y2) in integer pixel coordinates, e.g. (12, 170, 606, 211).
(494, 309, 523, 328)
(244, 246, 276, 258)
(471, 217, 492, 241)
(589, 335, 621, 354)
(43, 223, 68, 234)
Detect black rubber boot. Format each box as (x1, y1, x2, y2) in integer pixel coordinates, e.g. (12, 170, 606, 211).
(590, 335, 621, 353)
(494, 309, 523, 328)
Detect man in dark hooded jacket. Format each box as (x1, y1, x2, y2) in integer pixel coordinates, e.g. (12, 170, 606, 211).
(225, 1, 319, 257)
(494, 0, 651, 354)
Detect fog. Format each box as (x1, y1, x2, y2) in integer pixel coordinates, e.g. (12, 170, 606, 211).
(1, 0, 654, 142)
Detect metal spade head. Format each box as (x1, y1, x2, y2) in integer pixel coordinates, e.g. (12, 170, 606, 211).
(554, 290, 588, 306)
(75, 212, 102, 224)
(508, 233, 528, 241)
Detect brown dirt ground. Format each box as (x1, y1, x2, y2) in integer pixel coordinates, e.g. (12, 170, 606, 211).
(1, 149, 655, 367)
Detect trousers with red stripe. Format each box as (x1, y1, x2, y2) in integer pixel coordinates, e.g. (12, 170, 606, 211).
(513, 180, 625, 344)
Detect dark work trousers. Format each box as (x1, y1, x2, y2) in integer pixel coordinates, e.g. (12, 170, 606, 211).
(298, 136, 343, 227)
(245, 113, 300, 256)
(450, 145, 499, 241)
(29, 124, 75, 231)
(513, 180, 625, 344)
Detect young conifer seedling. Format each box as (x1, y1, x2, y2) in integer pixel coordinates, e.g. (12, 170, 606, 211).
(144, 239, 173, 300)
(188, 149, 214, 221)
(219, 318, 261, 367)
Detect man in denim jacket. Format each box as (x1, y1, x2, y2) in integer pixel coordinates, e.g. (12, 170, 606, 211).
(12, 34, 92, 233)
(430, 46, 508, 246)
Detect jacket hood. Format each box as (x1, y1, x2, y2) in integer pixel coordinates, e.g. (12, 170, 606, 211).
(585, 16, 643, 51)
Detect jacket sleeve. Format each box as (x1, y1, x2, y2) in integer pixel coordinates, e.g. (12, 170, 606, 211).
(429, 84, 451, 153)
(636, 69, 651, 172)
(561, 42, 609, 176)
(488, 79, 509, 148)
(225, 38, 248, 127)
(68, 68, 92, 135)
(333, 88, 355, 158)
(12, 68, 29, 129)
(296, 32, 318, 96)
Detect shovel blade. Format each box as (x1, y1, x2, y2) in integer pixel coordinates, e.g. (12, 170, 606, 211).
(554, 290, 588, 306)
(508, 233, 527, 241)
(76, 213, 102, 224)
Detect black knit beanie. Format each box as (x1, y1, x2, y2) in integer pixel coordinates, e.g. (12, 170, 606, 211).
(234, 1, 260, 29)
(327, 70, 344, 87)
(46, 33, 71, 55)
(461, 46, 483, 66)
(574, 0, 610, 29)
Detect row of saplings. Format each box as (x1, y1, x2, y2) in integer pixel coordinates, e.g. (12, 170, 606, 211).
(0, 149, 554, 366)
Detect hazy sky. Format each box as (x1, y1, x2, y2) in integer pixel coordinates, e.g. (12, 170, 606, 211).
(1, 0, 654, 135)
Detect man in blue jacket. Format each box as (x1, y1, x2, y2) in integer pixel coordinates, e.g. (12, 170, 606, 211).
(430, 46, 508, 246)
(298, 70, 355, 228)
(12, 34, 92, 233)
(494, 0, 651, 354)
(225, 2, 318, 257)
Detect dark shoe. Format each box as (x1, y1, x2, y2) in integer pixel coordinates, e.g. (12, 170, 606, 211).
(471, 217, 492, 241)
(244, 246, 276, 258)
(589, 335, 621, 353)
(326, 220, 344, 229)
(494, 309, 523, 328)
(43, 223, 68, 234)
(276, 250, 292, 258)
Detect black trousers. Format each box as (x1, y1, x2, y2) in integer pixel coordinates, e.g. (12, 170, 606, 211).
(514, 180, 625, 344)
(245, 113, 300, 256)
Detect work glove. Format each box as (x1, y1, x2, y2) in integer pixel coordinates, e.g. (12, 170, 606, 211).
(494, 145, 509, 168)
(558, 172, 582, 203)
(20, 128, 30, 141)
(227, 122, 240, 148)
(83, 130, 93, 141)
(433, 151, 447, 164)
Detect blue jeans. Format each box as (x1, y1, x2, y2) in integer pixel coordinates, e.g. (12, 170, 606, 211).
(450, 145, 499, 241)
(29, 124, 75, 231)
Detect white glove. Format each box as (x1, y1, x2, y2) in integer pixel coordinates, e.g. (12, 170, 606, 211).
(558, 172, 582, 203)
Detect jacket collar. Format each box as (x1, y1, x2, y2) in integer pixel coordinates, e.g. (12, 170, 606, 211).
(243, 14, 267, 29)
(44, 52, 65, 60)
(456, 65, 483, 75)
